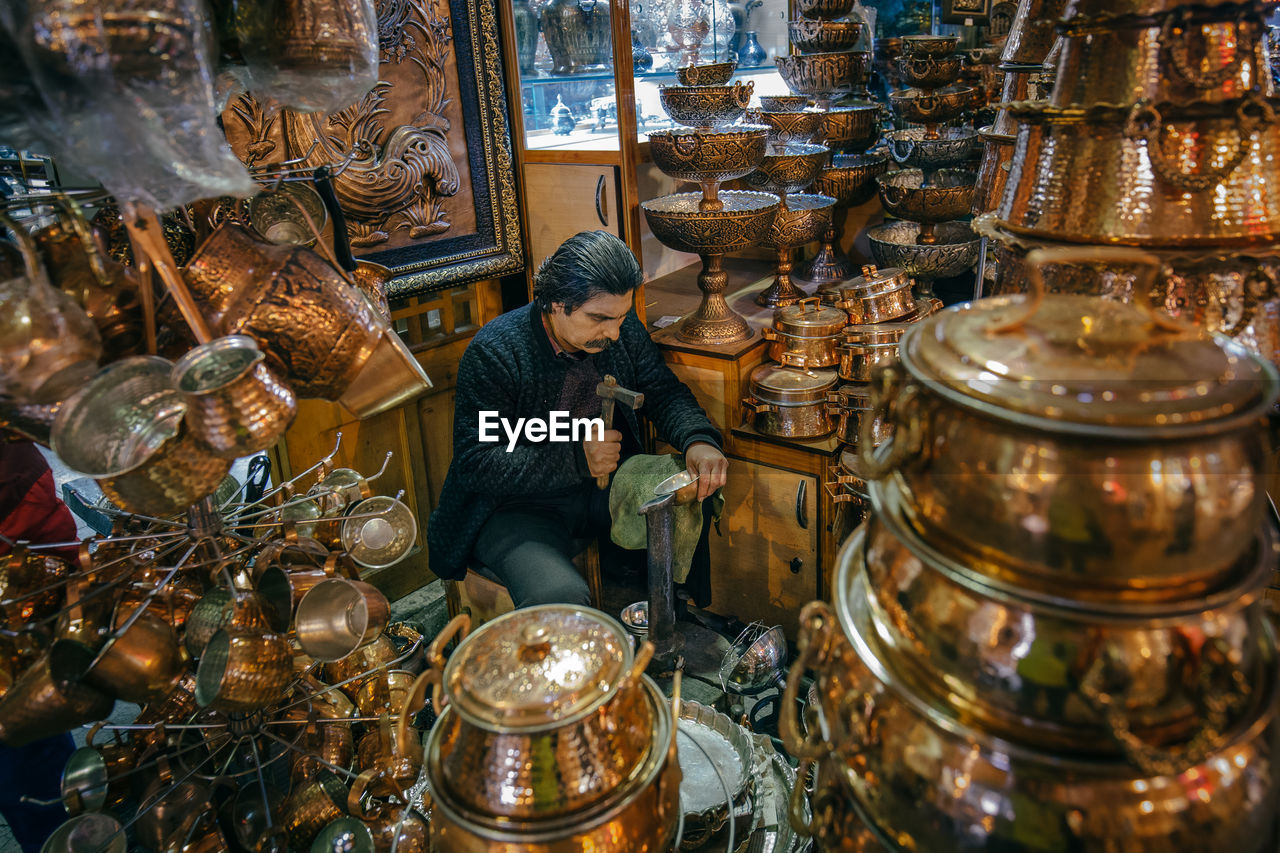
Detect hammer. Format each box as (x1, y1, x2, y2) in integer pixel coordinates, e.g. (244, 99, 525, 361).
(595, 375, 644, 489)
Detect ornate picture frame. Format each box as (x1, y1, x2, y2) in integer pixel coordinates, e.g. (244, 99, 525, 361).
(940, 0, 992, 25)
(222, 0, 524, 297)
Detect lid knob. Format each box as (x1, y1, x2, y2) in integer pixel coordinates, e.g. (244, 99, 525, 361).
(519, 624, 552, 663)
(861, 264, 877, 277)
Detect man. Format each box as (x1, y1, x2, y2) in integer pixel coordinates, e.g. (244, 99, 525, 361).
(427, 230, 727, 607)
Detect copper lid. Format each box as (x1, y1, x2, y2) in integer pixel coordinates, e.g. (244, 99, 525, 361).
(773, 298, 847, 338)
(443, 605, 632, 731)
(901, 293, 1279, 434)
(749, 364, 838, 405)
(821, 264, 911, 301)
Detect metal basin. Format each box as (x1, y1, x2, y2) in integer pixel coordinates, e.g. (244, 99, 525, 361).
(813, 151, 890, 207)
(889, 85, 973, 125)
(776, 51, 872, 98)
(867, 220, 980, 280)
(648, 126, 769, 184)
(876, 168, 976, 223)
(818, 104, 881, 154)
(743, 143, 830, 196)
(886, 127, 978, 169)
(641, 191, 781, 255)
(788, 19, 865, 54)
(660, 82, 753, 128)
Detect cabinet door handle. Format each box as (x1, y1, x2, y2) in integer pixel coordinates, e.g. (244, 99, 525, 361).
(595, 174, 608, 227)
(795, 480, 808, 529)
(789, 556, 804, 575)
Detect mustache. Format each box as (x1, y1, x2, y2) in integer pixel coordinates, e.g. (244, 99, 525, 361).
(585, 337, 614, 350)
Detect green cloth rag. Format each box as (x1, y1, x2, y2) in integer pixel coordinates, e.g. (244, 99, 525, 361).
(609, 453, 723, 583)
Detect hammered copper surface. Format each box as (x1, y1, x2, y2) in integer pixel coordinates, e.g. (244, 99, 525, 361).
(788, 19, 865, 53)
(867, 220, 980, 279)
(353, 669, 416, 718)
(77, 605, 186, 703)
(898, 54, 963, 89)
(194, 625, 293, 712)
(763, 293, 845, 360)
(889, 86, 974, 125)
(641, 191, 781, 254)
(816, 105, 881, 154)
(1052, 19, 1272, 108)
(835, 339, 903, 382)
(973, 128, 1016, 215)
(743, 396, 836, 438)
(648, 126, 770, 183)
(776, 52, 872, 98)
(0, 650, 113, 747)
(793, 573, 1280, 853)
(856, 513, 1273, 751)
(746, 109, 825, 145)
(744, 143, 831, 197)
(990, 69, 1031, 137)
(997, 100, 1280, 246)
(876, 169, 977, 224)
(659, 82, 754, 127)
(886, 127, 978, 169)
(284, 773, 348, 849)
(0, 549, 69, 632)
(1000, 0, 1069, 66)
(824, 275, 916, 325)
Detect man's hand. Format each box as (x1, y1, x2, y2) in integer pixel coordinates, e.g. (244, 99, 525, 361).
(584, 429, 623, 480)
(685, 441, 728, 501)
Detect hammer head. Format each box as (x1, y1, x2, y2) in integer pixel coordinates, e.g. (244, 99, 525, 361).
(596, 374, 644, 410)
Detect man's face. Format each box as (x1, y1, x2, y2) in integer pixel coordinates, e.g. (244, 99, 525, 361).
(548, 290, 634, 353)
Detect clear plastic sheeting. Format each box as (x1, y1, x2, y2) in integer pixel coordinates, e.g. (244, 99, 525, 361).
(233, 0, 380, 115)
(4, 0, 255, 210)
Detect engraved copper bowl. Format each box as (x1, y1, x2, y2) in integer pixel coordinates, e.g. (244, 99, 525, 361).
(743, 143, 831, 196)
(787, 19, 865, 54)
(641, 191, 782, 254)
(776, 51, 872, 98)
(758, 95, 809, 112)
(900, 34, 959, 58)
(813, 151, 891, 207)
(759, 194, 836, 249)
(887, 127, 979, 170)
(659, 82, 754, 128)
(889, 86, 974, 125)
(1052, 18, 1272, 109)
(794, 0, 856, 20)
(675, 61, 737, 87)
(817, 104, 881, 154)
(51, 357, 231, 516)
(876, 169, 977, 224)
(997, 99, 1280, 247)
(855, 510, 1275, 752)
(898, 54, 964, 89)
(647, 126, 770, 184)
(867, 221, 980, 279)
(745, 109, 825, 145)
(247, 183, 329, 248)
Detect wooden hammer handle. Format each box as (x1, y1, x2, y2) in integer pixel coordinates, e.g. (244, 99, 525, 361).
(596, 398, 615, 489)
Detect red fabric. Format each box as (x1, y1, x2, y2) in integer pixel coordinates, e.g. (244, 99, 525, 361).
(0, 442, 78, 556)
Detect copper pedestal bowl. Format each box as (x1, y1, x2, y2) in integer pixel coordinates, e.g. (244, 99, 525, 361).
(798, 151, 891, 286)
(788, 19, 866, 54)
(897, 54, 964, 89)
(889, 86, 974, 127)
(776, 51, 872, 100)
(659, 82, 754, 128)
(818, 104, 882, 154)
(758, 95, 809, 112)
(886, 127, 978, 170)
(742, 143, 831, 197)
(746, 108, 825, 146)
(642, 191, 781, 345)
(756, 194, 837, 307)
(876, 169, 977, 230)
(899, 34, 960, 58)
(675, 61, 737, 87)
(648, 126, 770, 209)
(867, 220, 980, 287)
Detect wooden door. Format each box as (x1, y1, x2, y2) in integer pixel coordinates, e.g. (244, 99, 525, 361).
(523, 163, 620, 271)
(709, 457, 820, 641)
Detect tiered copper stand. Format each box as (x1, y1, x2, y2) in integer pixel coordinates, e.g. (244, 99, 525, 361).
(870, 35, 980, 296)
(744, 142, 835, 307)
(641, 63, 779, 345)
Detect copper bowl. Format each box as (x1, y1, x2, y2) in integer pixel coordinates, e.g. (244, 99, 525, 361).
(900, 34, 960, 58)
(746, 109, 825, 145)
(759, 193, 836, 250)
(867, 220, 981, 280)
(889, 86, 974, 125)
(758, 95, 809, 112)
(675, 61, 737, 87)
(817, 104, 881, 154)
(813, 151, 891, 207)
(788, 19, 865, 54)
(776, 51, 872, 98)
(641, 191, 782, 254)
(898, 54, 964, 89)
(647, 126, 770, 184)
(659, 82, 754, 128)
(876, 169, 977, 224)
(743, 143, 830, 196)
(887, 127, 978, 170)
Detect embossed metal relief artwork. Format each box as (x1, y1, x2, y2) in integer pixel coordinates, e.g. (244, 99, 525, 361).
(221, 0, 523, 295)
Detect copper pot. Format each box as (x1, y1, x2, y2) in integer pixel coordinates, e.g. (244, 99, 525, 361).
(853, 515, 1274, 754)
(859, 247, 1280, 602)
(742, 364, 839, 438)
(762, 298, 848, 368)
(783, 591, 1280, 852)
(997, 96, 1280, 247)
(827, 384, 888, 446)
(817, 265, 916, 325)
(424, 609, 661, 821)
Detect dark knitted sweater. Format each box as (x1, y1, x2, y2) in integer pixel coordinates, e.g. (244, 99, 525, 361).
(426, 303, 723, 580)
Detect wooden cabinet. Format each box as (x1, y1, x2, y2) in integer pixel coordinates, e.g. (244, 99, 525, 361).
(522, 162, 620, 269)
(709, 456, 819, 641)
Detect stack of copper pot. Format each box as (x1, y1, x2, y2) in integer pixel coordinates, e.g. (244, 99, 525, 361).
(782, 251, 1280, 851)
(422, 607, 681, 852)
(976, 0, 1280, 366)
(871, 35, 982, 297)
